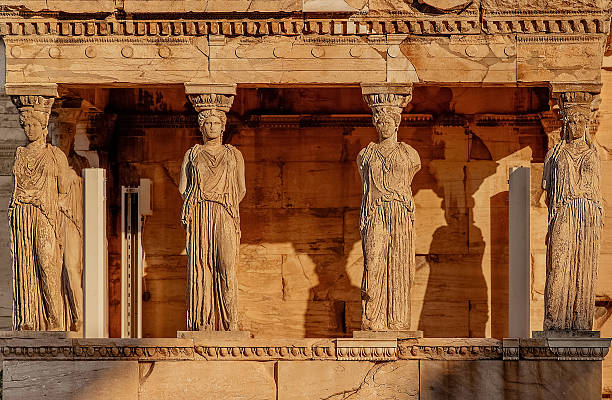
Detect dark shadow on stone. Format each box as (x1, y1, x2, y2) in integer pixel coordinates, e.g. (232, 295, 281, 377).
(490, 191, 509, 338)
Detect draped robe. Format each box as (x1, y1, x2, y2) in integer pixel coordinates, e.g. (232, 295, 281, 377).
(10, 144, 68, 330)
(357, 141, 421, 331)
(542, 140, 603, 330)
(181, 144, 243, 331)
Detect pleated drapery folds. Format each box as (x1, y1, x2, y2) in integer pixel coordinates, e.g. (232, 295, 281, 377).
(358, 141, 421, 331)
(185, 201, 239, 331)
(182, 144, 242, 331)
(10, 203, 63, 330)
(543, 140, 603, 330)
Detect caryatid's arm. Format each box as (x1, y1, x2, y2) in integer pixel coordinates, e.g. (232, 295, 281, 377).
(179, 150, 191, 199)
(356, 148, 366, 181)
(54, 147, 72, 195)
(235, 148, 246, 203)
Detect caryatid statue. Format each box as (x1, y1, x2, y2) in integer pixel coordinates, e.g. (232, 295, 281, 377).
(9, 90, 74, 331)
(542, 89, 603, 332)
(180, 84, 245, 331)
(358, 84, 421, 331)
(52, 105, 90, 332)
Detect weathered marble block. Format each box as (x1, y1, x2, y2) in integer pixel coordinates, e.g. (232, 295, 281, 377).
(420, 360, 602, 400)
(277, 360, 419, 400)
(2, 360, 139, 400)
(138, 361, 276, 400)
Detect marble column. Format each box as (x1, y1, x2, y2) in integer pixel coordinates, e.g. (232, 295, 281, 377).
(178, 82, 249, 339)
(535, 83, 603, 337)
(354, 83, 422, 339)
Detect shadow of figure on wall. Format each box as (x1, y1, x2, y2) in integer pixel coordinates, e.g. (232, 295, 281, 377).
(418, 131, 495, 338)
(299, 239, 362, 338)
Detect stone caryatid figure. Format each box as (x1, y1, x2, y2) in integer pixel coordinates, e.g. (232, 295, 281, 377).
(180, 84, 245, 331)
(52, 109, 90, 332)
(542, 89, 603, 332)
(358, 84, 421, 331)
(9, 91, 73, 331)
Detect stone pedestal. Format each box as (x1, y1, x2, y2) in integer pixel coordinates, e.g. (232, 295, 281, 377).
(533, 330, 600, 338)
(0, 330, 82, 339)
(353, 330, 423, 339)
(0, 337, 609, 399)
(177, 330, 251, 341)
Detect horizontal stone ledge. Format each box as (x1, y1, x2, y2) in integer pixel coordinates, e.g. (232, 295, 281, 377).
(0, 15, 608, 38)
(0, 335, 609, 362)
(113, 112, 542, 131)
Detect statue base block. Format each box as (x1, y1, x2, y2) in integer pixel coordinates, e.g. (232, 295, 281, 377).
(177, 330, 251, 341)
(0, 330, 81, 338)
(352, 330, 423, 339)
(532, 330, 600, 338)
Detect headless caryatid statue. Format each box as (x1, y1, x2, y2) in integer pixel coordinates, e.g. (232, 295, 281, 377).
(9, 95, 73, 331)
(542, 92, 603, 333)
(358, 88, 421, 333)
(53, 129, 89, 332)
(179, 106, 246, 331)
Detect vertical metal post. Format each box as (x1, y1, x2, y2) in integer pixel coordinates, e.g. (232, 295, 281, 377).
(121, 185, 147, 338)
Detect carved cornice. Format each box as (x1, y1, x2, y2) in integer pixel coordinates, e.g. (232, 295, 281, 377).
(399, 342, 503, 360)
(519, 338, 611, 361)
(1, 337, 608, 361)
(1, 343, 196, 360)
(336, 338, 398, 361)
(482, 11, 610, 34)
(0, 10, 608, 38)
(194, 343, 336, 360)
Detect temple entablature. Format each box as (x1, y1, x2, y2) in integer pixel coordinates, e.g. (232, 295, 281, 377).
(0, 2, 608, 87)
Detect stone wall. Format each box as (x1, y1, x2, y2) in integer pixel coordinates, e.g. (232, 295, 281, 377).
(5, 359, 601, 400)
(104, 85, 547, 338)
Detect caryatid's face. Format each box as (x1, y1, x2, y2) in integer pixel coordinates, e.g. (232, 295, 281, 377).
(19, 111, 47, 143)
(566, 112, 588, 141)
(374, 112, 400, 141)
(200, 115, 224, 141)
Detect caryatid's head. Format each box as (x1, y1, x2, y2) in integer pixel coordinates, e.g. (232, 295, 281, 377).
(19, 109, 49, 143)
(564, 107, 589, 142)
(198, 109, 227, 141)
(372, 106, 402, 141)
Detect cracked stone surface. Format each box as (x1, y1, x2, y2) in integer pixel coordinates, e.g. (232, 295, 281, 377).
(277, 360, 419, 399)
